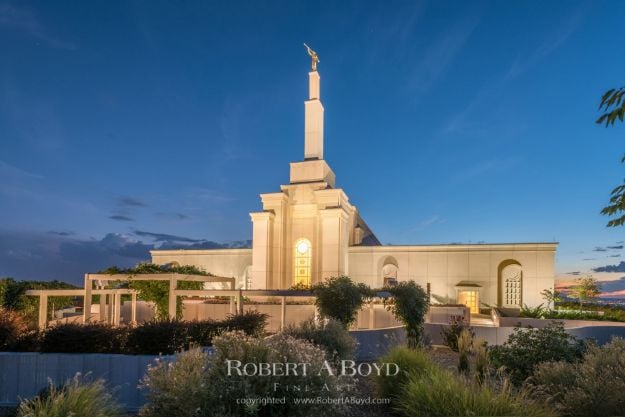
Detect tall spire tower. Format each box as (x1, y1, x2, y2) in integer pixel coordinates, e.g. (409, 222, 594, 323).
(304, 69, 324, 159)
(290, 44, 335, 187)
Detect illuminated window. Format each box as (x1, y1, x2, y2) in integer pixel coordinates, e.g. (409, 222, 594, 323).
(293, 238, 312, 286)
(457, 290, 479, 314)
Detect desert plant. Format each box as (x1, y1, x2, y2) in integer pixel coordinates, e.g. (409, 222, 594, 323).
(0, 308, 28, 350)
(528, 337, 625, 417)
(473, 337, 490, 383)
(283, 318, 356, 362)
(140, 332, 350, 417)
(384, 281, 428, 348)
(312, 276, 366, 327)
(40, 323, 127, 353)
(457, 329, 473, 375)
(374, 346, 434, 400)
(520, 303, 546, 318)
(490, 321, 585, 385)
(16, 374, 124, 417)
(139, 349, 209, 417)
(398, 365, 554, 417)
(440, 317, 474, 352)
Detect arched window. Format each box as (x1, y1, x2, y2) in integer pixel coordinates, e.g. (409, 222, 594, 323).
(293, 239, 312, 286)
(382, 264, 398, 286)
(380, 256, 399, 287)
(499, 261, 522, 308)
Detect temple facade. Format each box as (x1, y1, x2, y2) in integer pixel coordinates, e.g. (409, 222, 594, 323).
(151, 63, 556, 312)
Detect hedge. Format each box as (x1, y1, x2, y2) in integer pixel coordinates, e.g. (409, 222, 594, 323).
(1, 310, 268, 355)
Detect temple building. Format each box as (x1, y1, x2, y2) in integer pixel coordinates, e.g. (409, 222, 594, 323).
(151, 55, 556, 312)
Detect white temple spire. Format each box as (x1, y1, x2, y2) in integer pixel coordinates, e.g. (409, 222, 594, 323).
(304, 69, 324, 160)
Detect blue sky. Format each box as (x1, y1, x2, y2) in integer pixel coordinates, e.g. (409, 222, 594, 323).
(1, 0, 625, 284)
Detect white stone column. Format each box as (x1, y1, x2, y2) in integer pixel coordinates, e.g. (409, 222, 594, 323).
(304, 71, 324, 160)
(250, 211, 275, 289)
(319, 208, 349, 280)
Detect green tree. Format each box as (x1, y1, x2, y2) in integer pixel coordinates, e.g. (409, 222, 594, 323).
(597, 86, 625, 226)
(312, 276, 366, 327)
(570, 276, 601, 311)
(0, 278, 78, 328)
(384, 280, 429, 349)
(540, 288, 562, 310)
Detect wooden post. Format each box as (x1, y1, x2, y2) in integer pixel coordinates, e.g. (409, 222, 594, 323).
(113, 291, 121, 326)
(280, 296, 286, 330)
(99, 289, 106, 323)
(237, 289, 243, 314)
(131, 292, 137, 325)
(38, 294, 48, 330)
(83, 274, 92, 324)
(107, 294, 113, 325)
(229, 296, 235, 314)
(168, 275, 177, 320)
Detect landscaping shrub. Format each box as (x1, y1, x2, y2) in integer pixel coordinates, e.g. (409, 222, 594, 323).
(384, 281, 428, 348)
(490, 321, 585, 385)
(139, 349, 209, 417)
(440, 317, 474, 352)
(125, 319, 189, 355)
(0, 308, 28, 350)
(375, 346, 434, 400)
(283, 318, 356, 362)
(16, 374, 124, 417)
(398, 366, 554, 417)
(221, 310, 268, 337)
(140, 331, 350, 417)
(528, 337, 625, 417)
(126, 312, 267, 355)
(40, 323, 127, 353)
(312, 276, 366, 327)
(520, 303, 546, 318)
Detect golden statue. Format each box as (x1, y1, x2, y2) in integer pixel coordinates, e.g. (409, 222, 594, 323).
(304, 43, 319, 71)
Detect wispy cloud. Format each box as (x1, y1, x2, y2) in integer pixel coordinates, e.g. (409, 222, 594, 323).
(155, 212, 190, 220)
(451, 157, 521, 183)
(0, 2, 75, 50)
(406, 215, 444, 234)
(133, 230, 203, 243)
(109, 215, 134, 222)
(47, 230, 74, 236)
(0, 160, 43, 181)
(117, 196, 147, 208)
(410, 14, 480, 93)
(445, 5, 586, 134)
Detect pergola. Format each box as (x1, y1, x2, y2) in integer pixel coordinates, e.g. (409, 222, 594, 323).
(25, 272, 236, 329)
(26, 273, 318, 330)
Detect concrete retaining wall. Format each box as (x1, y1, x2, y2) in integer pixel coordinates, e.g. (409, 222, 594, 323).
(0, 352, 171, 410)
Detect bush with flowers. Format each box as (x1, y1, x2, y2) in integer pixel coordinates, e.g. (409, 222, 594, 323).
(140, 331, 352, 417)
